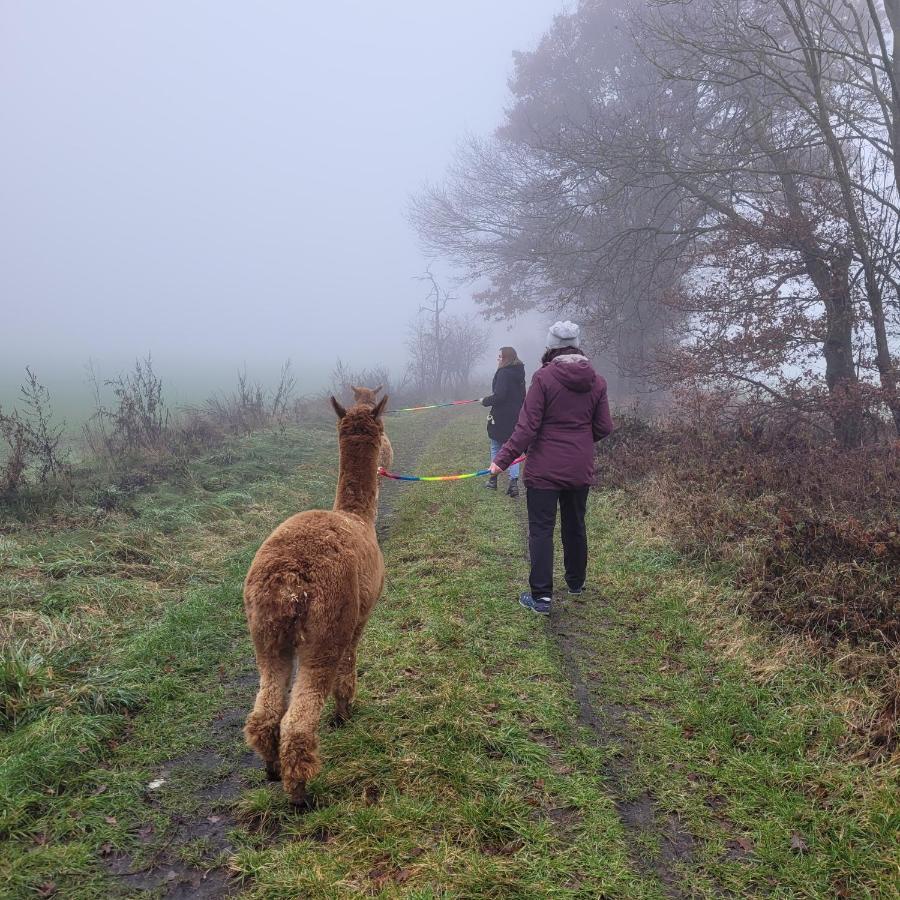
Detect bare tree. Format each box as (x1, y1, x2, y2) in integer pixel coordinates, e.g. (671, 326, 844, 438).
(410, 0, 690, 410)
(642, 0, 900, 438)
(413, 267, 452, 396)
(414, 0, 899, 442)
(405, 270, 488, 398)
(443, 315, 491, 393)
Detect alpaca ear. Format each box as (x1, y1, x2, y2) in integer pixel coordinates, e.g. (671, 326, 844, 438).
(374, 384, 384, 395)
(350, 385, 361, 396)
(373, 395, 388, 419)
(330, 396, 347, 419)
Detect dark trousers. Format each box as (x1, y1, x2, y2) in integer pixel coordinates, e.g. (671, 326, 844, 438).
(526, 486, 590, 598)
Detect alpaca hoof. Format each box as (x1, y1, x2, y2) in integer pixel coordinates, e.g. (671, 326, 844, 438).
(265, 762, 281, 782)
(329, 706, 352, 728)
(289, 784, 311, 810)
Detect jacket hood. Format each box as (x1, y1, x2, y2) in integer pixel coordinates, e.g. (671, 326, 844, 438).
(546, 354, 596, 393)
(500, 359, 525, 371)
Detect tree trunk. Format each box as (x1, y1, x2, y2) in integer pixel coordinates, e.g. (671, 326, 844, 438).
(787, 0, 900, 434)
(759, 132, 864, 447)
(818, 251, 864, 448)
(883, 0, 900, 192)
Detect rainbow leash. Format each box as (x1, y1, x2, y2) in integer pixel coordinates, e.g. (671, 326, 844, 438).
(379, 455, 525, 483)
(387, 398, 483, 414)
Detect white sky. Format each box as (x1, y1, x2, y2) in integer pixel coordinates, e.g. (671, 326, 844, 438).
(1, 1, 564, 407)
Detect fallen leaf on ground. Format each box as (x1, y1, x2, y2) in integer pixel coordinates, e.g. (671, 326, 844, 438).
(790, 831, 809, 854)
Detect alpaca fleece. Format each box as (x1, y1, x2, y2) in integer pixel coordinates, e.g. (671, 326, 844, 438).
(351, 384, 393, 469)
(243, 395, 387, 805)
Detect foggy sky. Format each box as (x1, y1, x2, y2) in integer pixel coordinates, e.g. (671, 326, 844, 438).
(1, 1, 562, 407)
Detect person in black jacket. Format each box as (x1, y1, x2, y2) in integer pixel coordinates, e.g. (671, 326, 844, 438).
(482, 346, 527, 497)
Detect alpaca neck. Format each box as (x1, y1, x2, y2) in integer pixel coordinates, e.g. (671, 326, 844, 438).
(333, 437, 379, 523)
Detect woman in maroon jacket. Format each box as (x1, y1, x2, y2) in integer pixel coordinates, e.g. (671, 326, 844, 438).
(490, 321, 614, 615)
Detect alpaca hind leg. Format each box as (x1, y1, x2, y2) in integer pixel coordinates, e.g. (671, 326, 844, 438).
(332, 616, 368, 725)
(279, 652, 343, 806)
(244, 645, 294, 781)
(331, 643, 359, 726)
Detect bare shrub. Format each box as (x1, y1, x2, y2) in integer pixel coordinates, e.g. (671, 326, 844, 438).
(170, 409, 226, 457)
(0, 368, 69, 500)
(84, 356, 170, 463)
(329, 359, 406, 407)
(196, 360, 298, 436)
(0, 415, 28, 497)
(270, 359, 296, 421)
(599, 392, 900, 751)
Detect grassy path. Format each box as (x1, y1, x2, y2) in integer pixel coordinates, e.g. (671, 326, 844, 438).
(2, 411, 897, 897)
(1, 423, 344, 897)
(563, 498, 899, 897)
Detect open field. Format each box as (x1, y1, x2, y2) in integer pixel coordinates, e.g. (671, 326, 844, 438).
(1, 408, 897, 898)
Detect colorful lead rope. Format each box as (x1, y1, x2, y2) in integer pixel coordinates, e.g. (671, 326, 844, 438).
(378, 455, 526, 483)
(387, 398, 483, 414)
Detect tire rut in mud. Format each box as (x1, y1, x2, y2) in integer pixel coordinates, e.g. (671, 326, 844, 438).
(104, 419, 432, 898)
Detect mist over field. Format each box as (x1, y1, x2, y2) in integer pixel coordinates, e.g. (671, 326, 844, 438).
(1, 1, 559, 416)
(2, 3, 900, 897)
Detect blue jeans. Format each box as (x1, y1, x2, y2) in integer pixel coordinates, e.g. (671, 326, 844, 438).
(490, 439, 520, 478)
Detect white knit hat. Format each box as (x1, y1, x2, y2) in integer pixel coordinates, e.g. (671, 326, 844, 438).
(546, 320, 581, 350)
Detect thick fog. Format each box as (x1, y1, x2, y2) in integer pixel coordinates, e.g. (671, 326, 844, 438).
(1, 2, 561, 412)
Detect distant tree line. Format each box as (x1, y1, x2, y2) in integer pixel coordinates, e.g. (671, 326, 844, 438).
(411, 0, 900, 446)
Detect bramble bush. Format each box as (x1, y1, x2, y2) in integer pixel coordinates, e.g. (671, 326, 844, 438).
(599, 389, 899, 754)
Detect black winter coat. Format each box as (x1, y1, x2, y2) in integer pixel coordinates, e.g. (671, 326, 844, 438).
(482, 361, 526, 442)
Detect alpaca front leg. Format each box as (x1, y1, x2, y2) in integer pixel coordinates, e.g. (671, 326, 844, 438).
(279, 659, 338, 806)
(244, 649, 293, 781)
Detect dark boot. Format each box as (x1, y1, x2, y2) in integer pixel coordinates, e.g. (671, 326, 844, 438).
(506, 477, 520, 498)
(485, 475, 498, 490)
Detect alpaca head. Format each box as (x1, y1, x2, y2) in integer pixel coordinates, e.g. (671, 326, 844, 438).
(350, 384, 384, 407)
(330, 394, 388, 445)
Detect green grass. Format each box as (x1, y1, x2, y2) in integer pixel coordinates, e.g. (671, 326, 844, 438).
(0, 424, 341, 896)
(226, 417, 645, 898)
(563, 494, 900, 898)
(1, 412, 897, 897)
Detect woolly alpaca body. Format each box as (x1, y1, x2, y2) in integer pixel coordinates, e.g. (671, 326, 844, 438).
(243, 397, 387, 805)
(351, 384, 393, 469)
(378, 434, 393, 470)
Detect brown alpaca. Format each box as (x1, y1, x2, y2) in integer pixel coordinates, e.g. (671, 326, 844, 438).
(351, 384, 393, 470)
(243, 394, 388, 806)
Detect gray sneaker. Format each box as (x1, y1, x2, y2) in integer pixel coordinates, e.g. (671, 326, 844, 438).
(519, 592, 551, 615)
